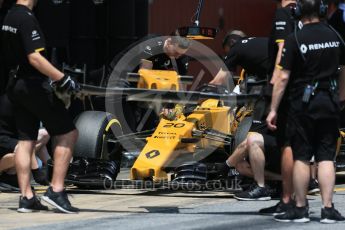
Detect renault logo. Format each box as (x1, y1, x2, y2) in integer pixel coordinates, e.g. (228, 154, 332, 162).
(300, 44, 308, 54)
(145, 150, 160, 159)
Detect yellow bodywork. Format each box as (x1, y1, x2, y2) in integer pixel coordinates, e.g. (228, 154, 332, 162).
(137, 69, 180, 90)
(131, 99, 231, 181)
(131, 69, 248, 181)
(186, 35, 214, 40)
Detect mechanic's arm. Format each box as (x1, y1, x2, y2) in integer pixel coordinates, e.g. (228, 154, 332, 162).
(266, 69, 290, 130)
(270, 42, 284, 85)
(28, 52, 63, 81)
(271, 69, 290, 111)
(211, 47, 237, 85)
(210, 68, 231, 85)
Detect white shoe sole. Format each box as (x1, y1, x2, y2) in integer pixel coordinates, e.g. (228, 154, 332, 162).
(41, 196, 78, 214)
(258, 211, 285, 216)
(320, 219, 345, 224)
(17, 208, 39, 213)
(308, 188, 320, 194)
(273, 212, 285, 216)
(274, 218, 310, 223)
(293, 218, 310, 223)
(234, 196, 271, 201)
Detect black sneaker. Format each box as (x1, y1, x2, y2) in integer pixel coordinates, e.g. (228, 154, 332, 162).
(234, 183, 271, 201)
(308, 179, 320, 195)
(321, 205, 345, 224)
(259, 200, 294, 216)
(42, 187, 79, 214)
(17, 196, 49, 213)
(274, 206, 310, 223)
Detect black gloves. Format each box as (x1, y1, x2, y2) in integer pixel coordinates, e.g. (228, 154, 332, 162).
(51, 75, 80, 95)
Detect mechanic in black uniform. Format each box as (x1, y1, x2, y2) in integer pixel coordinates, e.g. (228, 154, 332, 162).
(107, 35, 190, 80)
(221, 128, 282, 201)
(106, 35, 190, 133)
(1, 0, 79, 213)
(259, 0, 298, 216)
(267, 0, 345, 223)
(211, 30, 283, 201)
(0, 94, 50, 188)
(210, 30, 270, 85)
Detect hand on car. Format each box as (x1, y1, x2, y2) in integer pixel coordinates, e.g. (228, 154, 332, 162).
(210, 69, 228, 85)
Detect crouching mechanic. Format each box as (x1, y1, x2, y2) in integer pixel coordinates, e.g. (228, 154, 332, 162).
(267, 0, 345, 223)
(218, 127, 282, 201)
(2, 0, 80, 213)
(0, 94, 50, 188)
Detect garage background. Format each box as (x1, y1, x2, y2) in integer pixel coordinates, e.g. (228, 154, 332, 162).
(33, 0, 275, 80)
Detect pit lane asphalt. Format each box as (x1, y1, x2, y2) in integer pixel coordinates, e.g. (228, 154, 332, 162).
(1, 185, 345, 230)
(2, 169, 345, 230)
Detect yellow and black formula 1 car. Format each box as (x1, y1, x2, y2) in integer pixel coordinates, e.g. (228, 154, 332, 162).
(47, 69, 261, 190)
(49, 69, 345, 190)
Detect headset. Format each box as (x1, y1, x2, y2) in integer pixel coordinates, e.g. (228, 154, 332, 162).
(293, 0, 345, 61)
(292, 0, 328, 19)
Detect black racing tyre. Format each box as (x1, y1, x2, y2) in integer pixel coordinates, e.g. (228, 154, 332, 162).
(74, 111, 123, 159)
(234, 116, 253, 149)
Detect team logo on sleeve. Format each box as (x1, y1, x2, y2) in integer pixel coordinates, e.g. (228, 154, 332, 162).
(275, 21, 287, 30)
(31, 30, 41, 41)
